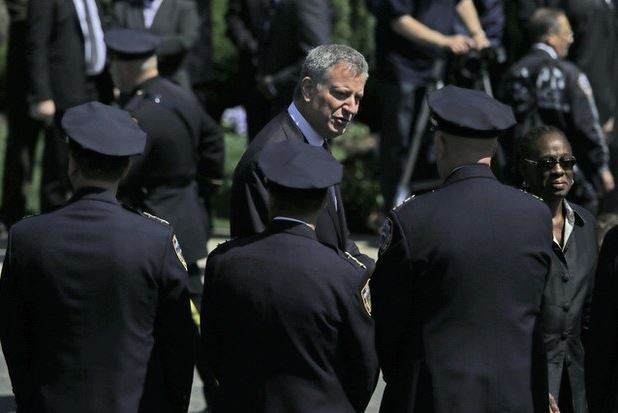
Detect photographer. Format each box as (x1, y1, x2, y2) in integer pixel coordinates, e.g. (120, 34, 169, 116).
(374, 0, 488, 212)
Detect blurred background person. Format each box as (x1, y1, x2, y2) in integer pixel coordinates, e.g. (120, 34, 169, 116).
(513, 0, 617, 136)
(225, 0, 331, 140)
(373, 0, 489, 212)
(501, 8, 614, 213)
(106, 28, 224, 313)
(519, 125, 597, 413)
(0, 0, 43, 229)
(112, 0, 200, 89)
(27, 0, 111, 213)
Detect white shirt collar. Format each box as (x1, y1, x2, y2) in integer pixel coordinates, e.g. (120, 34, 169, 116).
(287, 102, 325, 147)
(273, 216, 314, 229)
(143, 0, 164, 28)
(533, 43, 558, 60)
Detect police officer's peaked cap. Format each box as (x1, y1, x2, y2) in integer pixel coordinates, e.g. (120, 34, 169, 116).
(105, 29, 159, 59)
(258, 140, 342, 189)
(427, 85, 516, 138)
(62, 102, 146, 156)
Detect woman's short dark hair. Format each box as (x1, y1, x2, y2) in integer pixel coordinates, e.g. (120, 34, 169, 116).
(517, 124, 568, 165)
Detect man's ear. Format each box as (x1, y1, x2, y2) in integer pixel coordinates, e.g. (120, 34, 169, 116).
(301, 77, 315, 102)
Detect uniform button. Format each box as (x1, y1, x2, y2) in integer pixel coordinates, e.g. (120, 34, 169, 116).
(561, 272, 569, 282)
(560, 332, 568, 340)
(562, 303, 570, 312)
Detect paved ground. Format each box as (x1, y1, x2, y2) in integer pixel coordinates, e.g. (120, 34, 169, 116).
(0, 232, 385, 412)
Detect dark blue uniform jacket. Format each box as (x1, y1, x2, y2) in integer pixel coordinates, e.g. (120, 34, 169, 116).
(372, 164, 553, 413)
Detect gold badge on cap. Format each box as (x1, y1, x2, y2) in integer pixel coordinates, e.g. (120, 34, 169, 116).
(172, 234, 188, 272)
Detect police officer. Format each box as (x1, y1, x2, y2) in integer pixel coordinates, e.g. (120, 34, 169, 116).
(501, 8, 614, 212)
(0, 102, 195, 413)
(105, 29, 224, 305)
(201, 140, 379, 412)
(372, 85, 553, 412)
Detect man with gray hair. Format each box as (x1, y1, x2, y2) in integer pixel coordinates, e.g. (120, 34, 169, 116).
(230, 44, 374, 271)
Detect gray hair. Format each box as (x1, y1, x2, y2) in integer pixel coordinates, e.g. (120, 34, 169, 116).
(295, 44, 368, 96)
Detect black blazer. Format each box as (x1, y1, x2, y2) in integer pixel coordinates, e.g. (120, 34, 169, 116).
(0, 188, 195, 413)
(113, 0, 200, 87)
(201, 220, 379, 412)
(230, 111, 375, 272)
(586, 226, 618, 413)
(27, 0, 102, 109)
(372, 164, 553, 413)
(542, 202, 597, 412)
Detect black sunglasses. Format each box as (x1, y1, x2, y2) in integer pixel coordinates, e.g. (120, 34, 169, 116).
(524, 156, 577, 171)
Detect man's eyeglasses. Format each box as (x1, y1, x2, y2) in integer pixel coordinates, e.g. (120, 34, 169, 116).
(524, 156, 577, 171)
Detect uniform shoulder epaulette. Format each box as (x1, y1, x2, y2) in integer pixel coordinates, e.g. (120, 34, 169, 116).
(14, 212, 42, 225)
(122, 204, 171, 226)
(393, 194, 416, 211)
(141, 211, 170, 226)
(344, 251, 367, 271)
(519, 188, 544, 203)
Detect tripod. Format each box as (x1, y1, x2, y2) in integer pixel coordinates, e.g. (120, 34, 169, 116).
(392, 50, 502, 207)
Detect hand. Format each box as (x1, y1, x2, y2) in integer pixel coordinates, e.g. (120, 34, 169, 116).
(603, 117, 615, 134)
(549, 393, 560, 413)
(601, 169, 615, 192)
(29, 99, 55, 125)
(442, 34, 474, 55)
(472, 33, 490, 50)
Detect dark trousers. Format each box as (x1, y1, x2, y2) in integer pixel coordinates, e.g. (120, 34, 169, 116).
(1, 21, 43, 226)
(379, 81, 425, 212)
(40, 115, 70, 213)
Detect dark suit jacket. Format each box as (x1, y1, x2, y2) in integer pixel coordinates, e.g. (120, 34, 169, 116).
(586, 226, 618, 413)
(113, 0, 199, 87)
(372, 164, 553, 413)
(542, 202, 596, 412)
(27, 0, 102, 109)
(0, 187, 195, 413)
(201, 220, 379, 412)
(118, 76, 224, 263)
(230, 111, 375, 272)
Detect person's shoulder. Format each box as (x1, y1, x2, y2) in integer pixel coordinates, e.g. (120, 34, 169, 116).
(570, 202, 595, 222)
(207, 232, 267, 260)
(252, 112, 293, 144)
(501, 184, 548, 209)
(9, 211, 51, 238)
(143, 77, 196, 105)
(234, 112, 295, 173)
(602, 224, 618, 249)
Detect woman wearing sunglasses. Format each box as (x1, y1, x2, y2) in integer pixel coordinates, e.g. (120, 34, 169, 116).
(519, 124, 598, 413)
